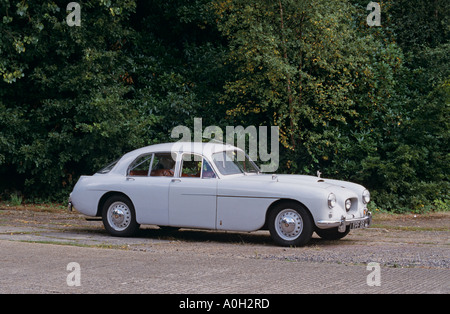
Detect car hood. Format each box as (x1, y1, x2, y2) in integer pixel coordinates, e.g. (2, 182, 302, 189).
(220, 173, 365, 199)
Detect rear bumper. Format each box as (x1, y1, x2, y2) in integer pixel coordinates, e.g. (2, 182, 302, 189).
(316, 211, 372, 233)
(67, 195, 73, 212)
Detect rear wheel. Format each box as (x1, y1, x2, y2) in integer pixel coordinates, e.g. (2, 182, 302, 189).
(102, 195, 139, 237)
(268, 202, 313, 247)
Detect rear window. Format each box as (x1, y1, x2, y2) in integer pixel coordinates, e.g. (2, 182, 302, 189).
(96, 159, 119, 174)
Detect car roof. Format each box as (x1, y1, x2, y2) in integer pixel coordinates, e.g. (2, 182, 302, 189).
(111, 142, 241, 175)
(125, 142, 240, 157)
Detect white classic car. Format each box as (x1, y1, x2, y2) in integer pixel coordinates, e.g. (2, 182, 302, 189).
(68, 142, 372, 246)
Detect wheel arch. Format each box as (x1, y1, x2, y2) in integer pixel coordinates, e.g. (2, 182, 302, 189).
(264, 198, 314, 229)
(96, 191, 133, 217)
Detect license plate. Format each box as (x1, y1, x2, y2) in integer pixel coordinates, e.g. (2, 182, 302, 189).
(350, 220, 366, 229)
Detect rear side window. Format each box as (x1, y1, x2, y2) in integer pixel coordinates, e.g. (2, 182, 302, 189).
(128, 152, 176, 177)
(150, 153, 175, 177)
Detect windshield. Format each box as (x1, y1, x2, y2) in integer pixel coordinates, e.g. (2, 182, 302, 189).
(212, 150, 259, 175)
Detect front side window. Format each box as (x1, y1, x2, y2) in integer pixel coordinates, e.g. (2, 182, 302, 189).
(202, 158, 216, 179)
(181, 154, 202, 178)
(180, 154, 216, 179)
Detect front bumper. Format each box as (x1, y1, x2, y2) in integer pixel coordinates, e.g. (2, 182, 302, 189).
(316, 211, 372, 233)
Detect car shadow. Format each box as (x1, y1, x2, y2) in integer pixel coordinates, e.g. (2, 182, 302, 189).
(134, 226, 340, 247)
(137, 227, 273, 245)
(70, 223, 355, 247)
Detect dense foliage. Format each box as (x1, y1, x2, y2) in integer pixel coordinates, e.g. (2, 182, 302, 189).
(0, 0, 448, 212)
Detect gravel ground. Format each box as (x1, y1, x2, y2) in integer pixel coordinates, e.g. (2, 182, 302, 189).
(0, 205, 448, 270)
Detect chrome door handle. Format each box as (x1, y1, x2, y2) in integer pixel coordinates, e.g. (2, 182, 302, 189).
(126, 177, 135, 181)
(171, 178, 181, 183)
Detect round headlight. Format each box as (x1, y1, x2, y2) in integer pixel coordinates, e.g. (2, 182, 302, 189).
(345, 199, 352, 211)
(362, 189, 370, 204)
(328, 193, 336, 209)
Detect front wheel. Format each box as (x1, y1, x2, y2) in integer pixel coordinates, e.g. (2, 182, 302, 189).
(102, 195, 140, 237)
(268, 202, 313, 247)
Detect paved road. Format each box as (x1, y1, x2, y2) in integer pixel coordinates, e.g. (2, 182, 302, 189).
(0, 239, 448, 294)
(0, 209, 448, 294)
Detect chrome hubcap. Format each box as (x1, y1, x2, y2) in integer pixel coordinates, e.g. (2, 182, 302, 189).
(275, 209, 303, 241)
(112, 208, 125, 225)
(107, 202, 131, 231)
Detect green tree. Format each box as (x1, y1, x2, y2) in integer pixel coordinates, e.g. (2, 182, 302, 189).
(214, 0, 447, 211)
(214, 0, 401, 173)
(127, 0, 230, 139)
(355, 0, 450, 210)
(0, 0, 229, 200)
(0, 0, 146, 200)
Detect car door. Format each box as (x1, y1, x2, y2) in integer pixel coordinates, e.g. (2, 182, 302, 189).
(122, 152, 176, 226)
(168, 153, 218, 229)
